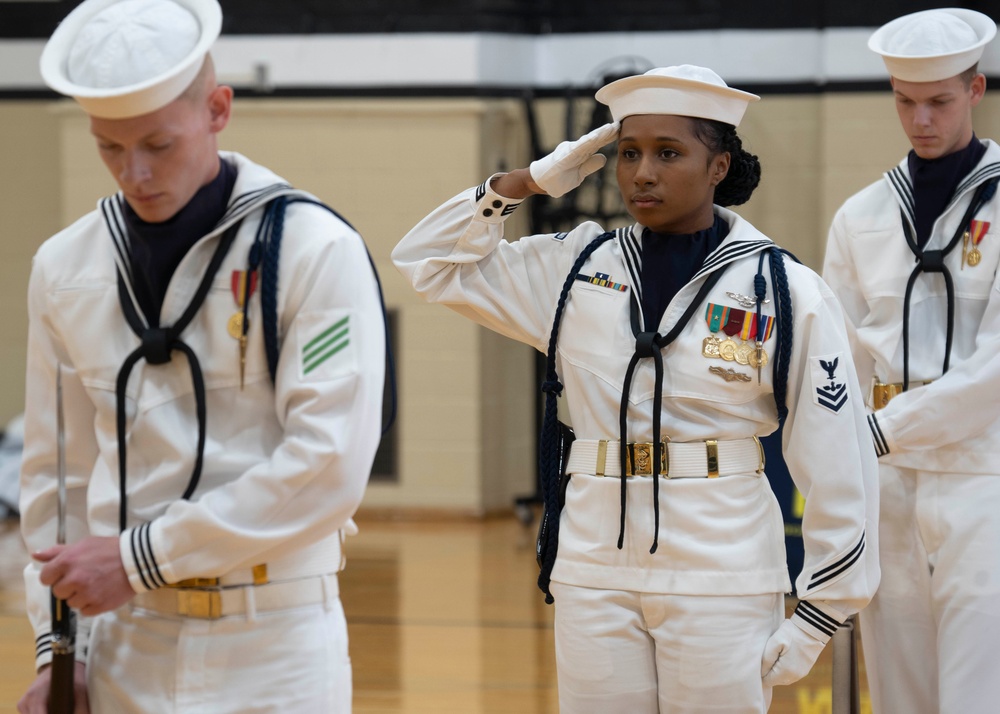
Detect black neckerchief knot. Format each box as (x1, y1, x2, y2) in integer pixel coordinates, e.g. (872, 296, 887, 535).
(114, 220, 243, 532)
(634, 331, 663, 358)
(140, 328, 174, 365)
(917, 249, 945, 272)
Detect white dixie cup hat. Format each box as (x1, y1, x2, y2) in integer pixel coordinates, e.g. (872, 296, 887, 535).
(868, 8, 997, 83)
(595, 64, 759, 127)
(39, 0, 222, 119)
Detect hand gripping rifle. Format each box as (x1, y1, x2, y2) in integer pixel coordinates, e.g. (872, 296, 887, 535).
(48, 365, 76, 714)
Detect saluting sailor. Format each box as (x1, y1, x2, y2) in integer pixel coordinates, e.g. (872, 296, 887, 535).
(393, 65, 880, 713)
(18, 1, 386, 712)
(823, 9, 1000, 714)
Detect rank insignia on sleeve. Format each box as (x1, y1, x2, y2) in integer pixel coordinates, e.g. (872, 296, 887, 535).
(297, 309, 356, 381)
(575, 273, 628, 292)
(812, 354, 848, 413)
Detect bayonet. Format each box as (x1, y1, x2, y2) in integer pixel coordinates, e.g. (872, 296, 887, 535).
(48, 364, 76, 714)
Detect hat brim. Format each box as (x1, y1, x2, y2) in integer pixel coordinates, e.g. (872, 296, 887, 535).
(40, 0, 222, 119)
(595, 73, 759, 127)
(868, 8, 997, 83)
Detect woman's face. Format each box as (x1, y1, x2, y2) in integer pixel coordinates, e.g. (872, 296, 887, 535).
(615, 114, 729, 234)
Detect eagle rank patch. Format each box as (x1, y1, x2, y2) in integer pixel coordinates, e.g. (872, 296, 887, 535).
(811, 353, 848, 413)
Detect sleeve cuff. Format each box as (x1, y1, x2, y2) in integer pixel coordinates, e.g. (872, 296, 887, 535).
(791, 600, 847, 644)
(868, 412, 890, 457)
(472, 174, 523, 225)
(120, 522, 168, 593)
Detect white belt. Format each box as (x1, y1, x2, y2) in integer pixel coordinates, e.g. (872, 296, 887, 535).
(566, 437, 765, 478)
(190, 528, 349, 588)
(132, 573, 338, 620)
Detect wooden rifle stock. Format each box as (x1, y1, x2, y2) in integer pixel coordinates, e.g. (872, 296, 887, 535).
(48, 591, 76, 713)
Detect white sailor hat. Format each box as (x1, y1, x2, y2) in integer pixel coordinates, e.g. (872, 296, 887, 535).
(595, 65, 759, 127)
(868, 8, 997, 83)
(40, 0, 222, 119)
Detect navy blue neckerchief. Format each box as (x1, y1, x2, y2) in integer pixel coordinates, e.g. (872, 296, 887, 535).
(619, 255, 729, 555)
(115, 220, 243, 532)
(900, 177, 998, 389)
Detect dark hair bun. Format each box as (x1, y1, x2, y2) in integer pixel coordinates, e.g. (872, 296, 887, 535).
(690, 118, 762, 206)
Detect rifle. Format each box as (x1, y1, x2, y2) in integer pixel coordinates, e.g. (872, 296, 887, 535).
(48, 365, 76, 714)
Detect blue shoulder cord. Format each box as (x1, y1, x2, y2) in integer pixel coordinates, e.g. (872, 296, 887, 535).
(246, 196, 398, 434)
(757, 246, 796, 426)
(536, 232, 615, 603)
(900, 177, 997, 390)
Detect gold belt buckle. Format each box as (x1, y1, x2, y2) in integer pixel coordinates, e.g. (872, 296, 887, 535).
(175, 589, 223, 619)
(626, 442, 668, 477)
(873, 382, 903, 410)
(167, 564, 268, 619)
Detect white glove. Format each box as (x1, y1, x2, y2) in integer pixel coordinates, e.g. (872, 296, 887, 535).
(760, 619, 829, 687)
(529, 122, 620, 198)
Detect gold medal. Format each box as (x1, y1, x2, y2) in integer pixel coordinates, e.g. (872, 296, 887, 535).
(227, 312, 244, 340)
(748, 347, 769, 369)
(968, 247, 982, 267)
(719, 338, 738, 362)
(734, 342, 753, 366)
(702, 335, 722, 358)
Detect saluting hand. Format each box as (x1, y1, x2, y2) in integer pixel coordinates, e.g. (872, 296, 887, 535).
(36, 536, 134, 616)
(529, 121, 620, 198)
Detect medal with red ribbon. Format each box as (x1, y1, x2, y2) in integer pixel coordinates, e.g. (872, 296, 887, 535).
(964, 220, 991, 268)
(703, 302, 775, 367)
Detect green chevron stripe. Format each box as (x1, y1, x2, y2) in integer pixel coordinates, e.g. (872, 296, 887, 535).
(302, 315, 351, 375)
(303, 338, 350, 374)
(304, 326, 349, 363)
(303, 316, 349, 355)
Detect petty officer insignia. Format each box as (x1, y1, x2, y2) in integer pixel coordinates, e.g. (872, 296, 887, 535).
(812, 354, 848, 413)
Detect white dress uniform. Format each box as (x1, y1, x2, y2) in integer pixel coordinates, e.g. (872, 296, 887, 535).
(20, 151, 386, 712)
(393, 174, 880, 712)
(824, 140, 1000, 714)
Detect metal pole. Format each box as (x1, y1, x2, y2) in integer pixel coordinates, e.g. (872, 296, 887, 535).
(831, 614, 861, 714)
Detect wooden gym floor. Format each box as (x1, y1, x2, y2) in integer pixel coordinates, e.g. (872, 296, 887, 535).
(0, 514, 870, 713)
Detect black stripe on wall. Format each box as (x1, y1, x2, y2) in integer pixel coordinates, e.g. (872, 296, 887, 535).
(0, 0, 994, 39)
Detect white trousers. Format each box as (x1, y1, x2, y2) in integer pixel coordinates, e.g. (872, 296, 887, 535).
(87, 592, 352, 713)
(861, 465, 1000, 714)
(550, 581, 782, 713)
